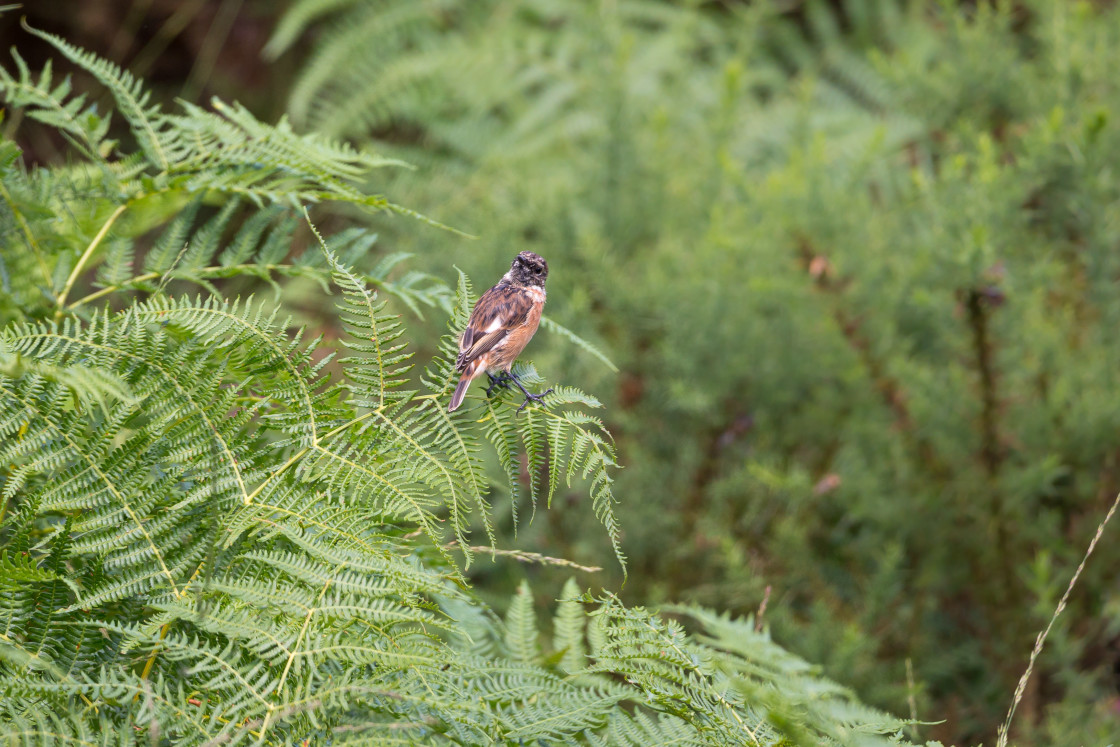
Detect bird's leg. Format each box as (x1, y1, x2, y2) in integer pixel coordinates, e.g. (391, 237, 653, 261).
(485, 371, 513, 397)
(507, 370, 554, 414)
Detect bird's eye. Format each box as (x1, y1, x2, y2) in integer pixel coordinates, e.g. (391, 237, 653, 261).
(534, 267, 542, 274)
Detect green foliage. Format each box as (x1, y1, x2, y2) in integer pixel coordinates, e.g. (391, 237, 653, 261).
(274, 0, 1120, 743)
(0, 27, 917, 746)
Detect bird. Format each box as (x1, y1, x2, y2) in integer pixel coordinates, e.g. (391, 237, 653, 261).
(448, 251, 552, 413)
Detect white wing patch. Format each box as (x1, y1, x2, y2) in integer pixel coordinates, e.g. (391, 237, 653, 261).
(483, 316, 505, 334)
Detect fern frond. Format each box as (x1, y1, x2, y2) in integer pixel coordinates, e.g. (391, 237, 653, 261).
(265, 0, 370, 59)
(540, 315, 619, 372)
(22, 23, 168, 169)
(553, 577, 587, 674)
(586, 593, 771, 745)
(667, 605, 913, 746)
(504, 580, 540, 664)
(4, 26, 428, 216)
(0, 338, 134, 413)
(318, 227, 414, 409)
(0, 51, 112, 161)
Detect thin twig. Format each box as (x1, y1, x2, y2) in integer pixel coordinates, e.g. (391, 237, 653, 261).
(153, 241, 194, 298)
(443, 541, 602, 573)
(906, 657, 919, 741)
(754, 585, 771, 633)
(996, 488, 1120, 747)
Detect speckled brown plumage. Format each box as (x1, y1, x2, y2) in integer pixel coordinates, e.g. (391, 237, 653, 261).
(448, 252, 549, 412)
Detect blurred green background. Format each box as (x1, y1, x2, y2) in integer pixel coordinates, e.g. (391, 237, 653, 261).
(6, 1, 1120, 744)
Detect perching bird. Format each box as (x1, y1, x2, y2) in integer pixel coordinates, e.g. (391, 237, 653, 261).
(448, 251, 552, 413)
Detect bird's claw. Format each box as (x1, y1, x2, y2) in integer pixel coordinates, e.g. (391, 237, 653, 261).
(485, 372, 513, 397)
(516, 387, 554, 414)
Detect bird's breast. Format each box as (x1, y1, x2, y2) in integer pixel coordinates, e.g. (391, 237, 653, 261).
(489, 292, 543, 369)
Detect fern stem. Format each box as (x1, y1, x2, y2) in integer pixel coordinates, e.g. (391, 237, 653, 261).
(257, 566, 338, 742)
(0, 181, 52, 290)
(246, 448, 308, 504)
(67, 263, 298, 310)
(137, 622, 172, 696)
(55, 202, 129, 319)
(322, 411, 373, 440)
(242, 412, 375, 504)
(175, 559, 211, 600)
(70, 270, 175, 309)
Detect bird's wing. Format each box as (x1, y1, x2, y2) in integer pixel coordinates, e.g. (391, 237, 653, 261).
(456, 285, 533, 370)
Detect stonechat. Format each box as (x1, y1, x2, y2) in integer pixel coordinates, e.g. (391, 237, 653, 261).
(448, 251, 552, 413)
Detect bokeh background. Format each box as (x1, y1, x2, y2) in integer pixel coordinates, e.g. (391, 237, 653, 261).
(5, 1, 1120, 744)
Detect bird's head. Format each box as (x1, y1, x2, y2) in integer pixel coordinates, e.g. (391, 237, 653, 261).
(509, 251, 548, 288)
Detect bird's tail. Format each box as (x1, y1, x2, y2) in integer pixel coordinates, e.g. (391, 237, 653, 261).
(448, 377, 471, 412)
(449, 362, 482, 412)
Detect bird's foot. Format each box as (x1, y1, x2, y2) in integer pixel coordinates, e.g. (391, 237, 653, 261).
(485, 372, 513, 397)
(516, 387, 554, 414)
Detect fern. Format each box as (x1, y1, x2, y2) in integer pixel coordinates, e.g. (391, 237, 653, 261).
(553, 576, 587, 674)
(0, 21, 420, 314)
(0, 52, 114, 161)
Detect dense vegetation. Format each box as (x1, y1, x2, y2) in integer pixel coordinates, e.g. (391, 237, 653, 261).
(3, 0, 1120, 744)
(0, 17, 921, 747)
(270, 0, 1120, 743)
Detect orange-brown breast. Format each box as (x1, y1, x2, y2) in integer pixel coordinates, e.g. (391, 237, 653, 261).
(490, 289, 544, 371)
